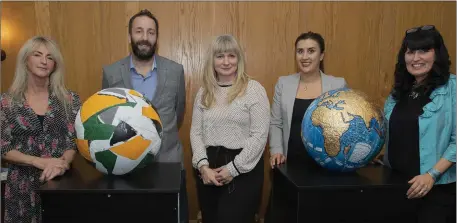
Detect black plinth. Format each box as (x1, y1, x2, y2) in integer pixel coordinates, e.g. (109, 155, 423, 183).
(37, 162, 181, 223)
(269, 162, 417, 223)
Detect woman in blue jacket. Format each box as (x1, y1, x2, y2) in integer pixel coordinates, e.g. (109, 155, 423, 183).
(383, 25, 455, 223)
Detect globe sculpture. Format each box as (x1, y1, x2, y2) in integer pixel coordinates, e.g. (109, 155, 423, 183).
(74, 88, 163, 175)
(301, 88, 386, 172)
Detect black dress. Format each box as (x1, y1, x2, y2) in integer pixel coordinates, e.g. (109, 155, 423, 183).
(287, 98, 320, 169)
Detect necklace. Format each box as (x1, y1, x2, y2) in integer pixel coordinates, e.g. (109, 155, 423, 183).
(300, 80, 308, 91)
(300, 73, 319, 91)
(409, 81, 422, 99)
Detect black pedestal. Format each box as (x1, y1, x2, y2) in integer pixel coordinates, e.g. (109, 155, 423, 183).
(37, 162, 181, 223)
(269, 162, 417, 223)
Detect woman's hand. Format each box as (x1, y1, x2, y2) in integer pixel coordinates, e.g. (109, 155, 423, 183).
(39, 166, 66, 182)
(32, 157, 69, 171)
(270, 153, 286, 169)
(406, 173, 435, 199)
(214, 167, 233, 185)
(199, 165, 223, 186)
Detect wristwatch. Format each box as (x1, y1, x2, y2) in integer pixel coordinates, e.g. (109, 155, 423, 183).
(427, 168, 442, 181)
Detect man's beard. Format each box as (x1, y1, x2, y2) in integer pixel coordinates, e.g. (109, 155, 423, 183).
(131, 39, 156, 61)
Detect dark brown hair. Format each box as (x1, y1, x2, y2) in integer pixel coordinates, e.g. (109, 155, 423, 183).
(128, 9, 159, 38)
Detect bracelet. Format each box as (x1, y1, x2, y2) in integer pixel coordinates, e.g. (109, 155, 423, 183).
(427, 168, 442, 181)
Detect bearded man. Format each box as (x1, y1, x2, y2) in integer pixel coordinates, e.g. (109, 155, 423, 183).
(101, 9, 188, 223)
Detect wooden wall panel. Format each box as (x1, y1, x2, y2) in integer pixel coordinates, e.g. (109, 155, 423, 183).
(1, 2, 455, 220)
(49, 2, 105, 101)
(1, 2, 37, 91)
(99, 2, 130, 66)
(298, 2, 456, 105)
(34, 2, 51, 36)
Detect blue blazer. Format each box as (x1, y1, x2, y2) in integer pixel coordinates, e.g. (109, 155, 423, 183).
(383, 75, 456, 185)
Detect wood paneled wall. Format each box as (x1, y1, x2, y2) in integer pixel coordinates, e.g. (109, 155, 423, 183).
(1, 1, 456, 220)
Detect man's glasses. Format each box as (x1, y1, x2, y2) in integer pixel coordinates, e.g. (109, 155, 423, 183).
(406, 25, 435, 34)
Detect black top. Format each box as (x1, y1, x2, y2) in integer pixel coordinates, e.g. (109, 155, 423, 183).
(388, 92, 431, 178)
(37, 114, 45, 126)
(287, 98, 320, 168)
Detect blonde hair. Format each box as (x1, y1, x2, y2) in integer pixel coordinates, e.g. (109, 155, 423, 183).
(201, 34, 250, 108)
(9, 36, 71, 113)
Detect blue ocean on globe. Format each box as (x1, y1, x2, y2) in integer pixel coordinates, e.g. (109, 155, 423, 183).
(301, 88, 386, 172)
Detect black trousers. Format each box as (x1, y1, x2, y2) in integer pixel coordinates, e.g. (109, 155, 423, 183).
(416, 182, 456, 223)
(195, 146, 264, 223)
(180, 169, 189, 223)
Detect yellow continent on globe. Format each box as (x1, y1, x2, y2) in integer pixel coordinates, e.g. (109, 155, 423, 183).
(311, 90, 383, 157)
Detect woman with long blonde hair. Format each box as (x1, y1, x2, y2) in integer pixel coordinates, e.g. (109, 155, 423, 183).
(1, 36, 81, 223)
(190, 34, 270, 223)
